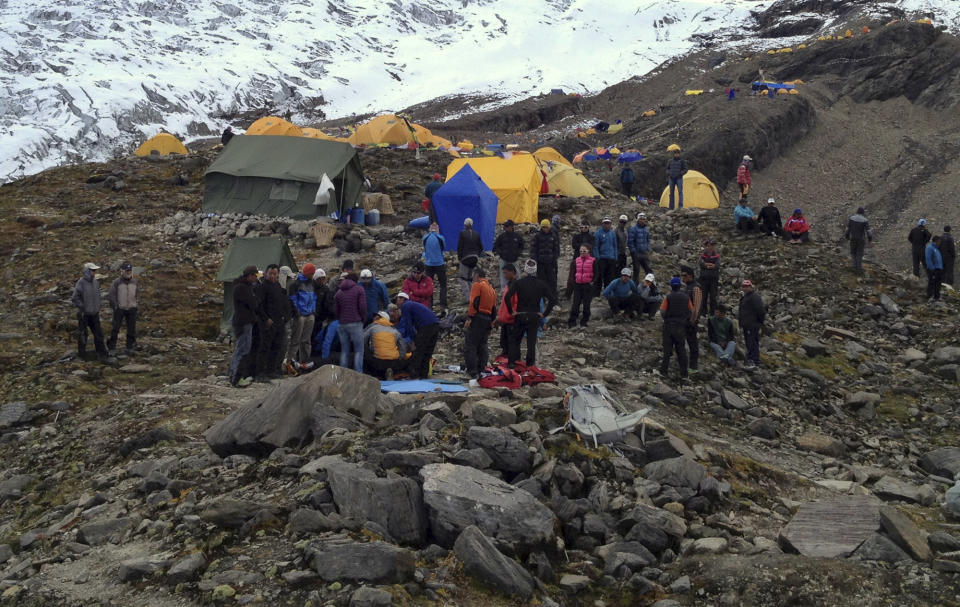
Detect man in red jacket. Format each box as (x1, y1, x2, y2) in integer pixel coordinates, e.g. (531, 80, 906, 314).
(737, 155, 752, 197)
(495, 264, 518, 361)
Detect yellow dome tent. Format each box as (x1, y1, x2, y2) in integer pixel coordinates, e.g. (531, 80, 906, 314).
(667, 143, 682, 152)
(247, 116, 303, 137)
(135, 133, 188, 157)
(538, 161, 602, 198)
(301, 127, 348, 142)
(348, 114, 450, 147)
(658, 170, 719, 209)
(446, 155, 541, 224)
(533, 147, 572, 167)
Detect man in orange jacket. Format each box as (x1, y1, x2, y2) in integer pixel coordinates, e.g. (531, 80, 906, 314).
(463, 267, 497, 379)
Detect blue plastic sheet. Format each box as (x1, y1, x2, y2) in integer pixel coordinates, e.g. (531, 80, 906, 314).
(380, 380, 469, 393)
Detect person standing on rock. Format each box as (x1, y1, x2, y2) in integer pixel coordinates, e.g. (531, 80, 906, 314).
(394, 292, 441, 379)
(603, 268, 642, 320)
(698, 240, 720, 316)
(531, 219, 560, 301)
(107, 261, 139, 357)
(593, 217, 619, 290)
(359, 269, 389, 325)
(565, 218, 594, 299)
(619, 163, 635, 197)
(734, 198, 758, 234)
(402, 262, 435, 309)
(659, 276, 692, 379)
(363, 309, 409, 380)
(229, 265, 264, 387)
(758, 198, 782, 237)
(334, 271, 367, 373)
(457, 218, 484, 305)
(493, 219, 524, 289)
(463, 268, 497, 379)
(628, 212, 652, 283)
(286, 262, 317, 373)
(666, 148, 688, 209)
(422, 223, 447, 311)
(843, 207, 873, 274)
(256, 264, 290, 379)
(615, 215, 630, 274)
(738, 279, 765, 368)
(736, 155, 752, 197)
(568, 246, 596, 328)
(72, 262, 109, 362)
(940, 226, 955, 286)
(496, 263, 518, 361)
(708, 303, 737, 367)
(680, 265, 704, 373)
(925, 235, 944, 302)
(505, 259, 557, 368)
(908, 219, 931, 278)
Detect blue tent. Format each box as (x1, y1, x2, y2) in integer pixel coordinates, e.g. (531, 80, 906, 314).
(751, 81, 796, 90)
(617, 152, 644, 164)
(431, 164, 498, 252)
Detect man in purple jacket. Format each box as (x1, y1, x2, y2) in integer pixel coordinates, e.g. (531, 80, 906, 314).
(334, 275, 367, 372)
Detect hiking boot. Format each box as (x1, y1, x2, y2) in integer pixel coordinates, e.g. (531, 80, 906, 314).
(384, 368, 394, 381)
(107, 349, 117, 357)
(300, 361, 315, 371)
(688, 367, 698, 374)
(284, 360, 300, 376)
(237, 377, 254, 388)
(125, 348, 135, 357)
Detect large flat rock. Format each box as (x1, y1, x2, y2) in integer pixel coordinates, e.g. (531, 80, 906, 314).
(327, 460, 426, 545)
(779, 497, 881, 558)
(919, 447, 960, 480)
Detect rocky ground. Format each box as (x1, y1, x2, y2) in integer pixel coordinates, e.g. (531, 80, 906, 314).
(0, 135, 959, 607)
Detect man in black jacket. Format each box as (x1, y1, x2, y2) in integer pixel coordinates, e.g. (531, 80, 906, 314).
(493, 219, 524, 289)
(531, 219, 560, 300)
(457, 218, 484, 304)
(566, 218, 594, 299)
(666, 149, 688, 209)
(940, 226, 956, 286)
(256, 264, 290, 380)
(908, 219, 931, 277)
(738, 279, 765, 368)
(843, 207, 873, 274)
(758, 198, 782, 237)
(230, 265, 264, 387)
(659, 276, 691, 378)
(505, 260, 557, 367)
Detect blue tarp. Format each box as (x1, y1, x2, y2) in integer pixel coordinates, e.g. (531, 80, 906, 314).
(485, 144, 505, 151)
(381, 380, 469, 393)
(408, 215, 431, 229)
(617, 153, 644, 163)
(431, 164, 498, 252)
(752, 81, 796, 90)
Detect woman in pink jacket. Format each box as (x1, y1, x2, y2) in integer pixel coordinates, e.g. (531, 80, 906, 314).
(568, 246, 596, 328)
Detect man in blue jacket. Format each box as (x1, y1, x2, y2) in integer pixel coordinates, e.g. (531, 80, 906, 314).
(393, 292, 441, 379)
(594, 217, 619, 290)
(359, 269, 390, 324)
(666, 149, 688, 209)
(619, 164, 635, 197)
(602, 268, 641, 320)
(422, 223, 447, 311)
(926, 236, 944, 302)
(628, 213, 652, 283)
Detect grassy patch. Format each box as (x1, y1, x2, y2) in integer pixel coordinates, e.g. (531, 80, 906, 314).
(786, 352, 857, 379)
(876, 392, 917, 423)
(545, 435, 615, 461)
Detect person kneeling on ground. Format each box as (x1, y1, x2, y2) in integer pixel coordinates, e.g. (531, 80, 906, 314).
(708, 304, 737, 366)
(393, 292, 441, 379)
(363, 309, 409, 380)
(603, 268, 642, 320)
(783, 208, 810, 244)
(638, 273, 661, 319)
(734, 198, 758, 234)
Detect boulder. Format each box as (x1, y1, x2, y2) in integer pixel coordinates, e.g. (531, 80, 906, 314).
(119, 557, 171, 582)
(465, 426, 532, 473)
(77, 517, 134, 546)
(420, 463, 555, 554)
(721, 390, 750, 411)
(327, 460, 426, 545)
(747, 417, 777, 440)
(872, 476, 922, 504)
(779, 497, 880, 558)
(851, 533, 910, 563)
(796, 432, 846, 457)
(454, 526, 534, 599)
(204, 365, 380, 457)
(930, 346, 960, 365)
(307, 540, 415, 584)
(166, 552, 207, 584)
(642, 457, 705, 490)
(919, 447, 960, 480)
(466, 400, 517, 427)
(800, 338, 828, 357)
(879, 506, 931, 561)
(644, 433, 696, 461)
(349, 587, 394, 607)
(199, 498, 278, 529)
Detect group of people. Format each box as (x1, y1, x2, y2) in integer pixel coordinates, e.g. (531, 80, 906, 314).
(906, 218, 955, 301)
(71, 262, 140, 363)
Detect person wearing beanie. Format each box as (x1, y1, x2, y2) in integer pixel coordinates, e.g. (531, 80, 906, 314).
(72, 262, 109, 362)
(286, 262, 318, 373)
(615, 215, 630, 274)
(844, 207, 873, 274)
(638, 273, 661, 319)
(940, 225, 955, 286)
(738, 279, 765, 367)
(659, 276, 692, 378)
(505, 259, 557, 367)
(229, 265, 265, 387)
(666, 148, 688, 209)
(497, 263, 519, 360)
(493, 219, 524, 289)
(255, 264, 291, 379)
(457, 217, 484, 304)
(402, 262, 435, 308)
(680, 265, 704, 373)
(734, 197, 758, 234)
(628, 213, 652, 282)
(926, 235, 944, 302)
(422, 223, 447, 310)
(334, 269, 368, 373)
(312, 268, 334, 327)
(783, 208, 810, 244)
(568, 245, 596, 328)
(736, 155, 752, 197)
(908, 218, 932, 277)
(463, 267, 497, 379)
(698, 240, 720, 316)
(593, 217, 619, 290)
(363, 308, 409, 380)
(758, 198, 782, 237)
(531, 218, 560, 300)
(424, 173, 443, 222)
(565, 217, 594, 299)
(107, 261, 140, 357)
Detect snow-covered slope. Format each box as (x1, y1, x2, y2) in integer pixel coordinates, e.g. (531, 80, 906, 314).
(1, 0, 957, 181)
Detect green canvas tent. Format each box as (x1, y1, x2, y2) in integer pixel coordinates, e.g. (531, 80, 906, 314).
(204, 135, 365, 219)
(216, 237, 297, 332)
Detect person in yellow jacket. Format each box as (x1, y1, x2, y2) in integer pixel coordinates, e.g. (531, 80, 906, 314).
(363, 308, 410, 379)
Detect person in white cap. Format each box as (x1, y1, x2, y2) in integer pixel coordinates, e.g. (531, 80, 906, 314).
(72, 262, 109, 361)
(359, 268, 389, 325)
(615, 214, 630, 275)
(457, 217, 484, 304)
(363, 308, 409, 379)
(602, 267, 642, 320)
(278, 266, 296, 290)
(638, 273, 661, 319)
(757, 197, 782, 237)
(908, 218, 932, 278)
(737, 155, 752, 197)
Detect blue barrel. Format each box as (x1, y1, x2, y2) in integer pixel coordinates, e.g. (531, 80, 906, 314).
(408, 215, 431, 229)
(349, 207, 365, 225)
(366, 209, 380, 226)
